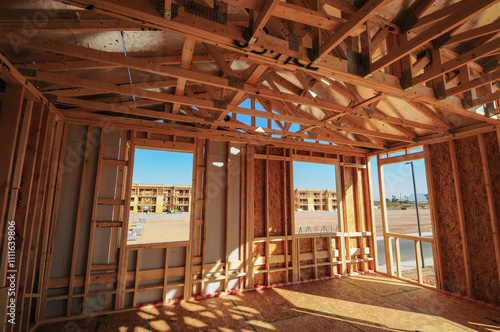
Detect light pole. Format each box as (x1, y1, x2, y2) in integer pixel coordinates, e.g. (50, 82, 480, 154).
(405, 161, 425, 268)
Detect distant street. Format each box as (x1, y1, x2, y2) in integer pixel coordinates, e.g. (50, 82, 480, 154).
(376, 233, 434, 270)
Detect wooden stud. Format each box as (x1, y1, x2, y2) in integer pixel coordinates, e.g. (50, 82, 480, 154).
(21, 111, 57, 329)
(289, 154, 298, 282)
(200, 140, 210, 294)
(394, 238, 402, 278)
(67, 126, 93, 316)
(83, 127, 107, 314)
(448, 140, 472, 297)
(365, 157, 378, 270)
(336, 163, 347, 275)
(377, 155, 393, 276)
(245, 145, 255, 289)
(477, 134, 500, 289)
(224, 142, 231, 292)
(265, 147, 270, 286)
(116, 130, 135, 309)
(38, 121, 69, 321)
(423, 145, 443, 290)
(0, 85, 25, 279)
(239, 144, 246, 290)
(415, 241, 423, 284)
(14, 104, 44, 332)
(133, 250, 141, 307)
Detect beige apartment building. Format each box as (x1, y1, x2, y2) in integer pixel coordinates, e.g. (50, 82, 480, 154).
(130, 184, 192, 213)
(294, 189, 338, 211)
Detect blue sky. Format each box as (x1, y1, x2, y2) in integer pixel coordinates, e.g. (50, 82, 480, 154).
(370, 152, 428, 201)
(293, 162, 336, 190)
(132, 149, 193, 185)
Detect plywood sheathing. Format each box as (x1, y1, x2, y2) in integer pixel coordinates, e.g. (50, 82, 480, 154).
(37, 274, 500, 332)
(253, 159, 266, 238)
(427, 142, 468, 296)
(483, 132, 500, 258)
(455, 135, 500, 304)
(268, 160, 284, 237)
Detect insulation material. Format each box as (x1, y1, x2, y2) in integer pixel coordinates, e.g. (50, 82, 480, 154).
(269, 241, 284, 256)
(317, 266, 329, 277)
(300, 267, 314, 280)
(254, 242, 266, 256)
(299, 238, 313, 254)
(270, 271, 286, 284)
(268, 160, 284, 236)
(254, 159, 266, 238)
(455, 136, 500, 304)
(254, 273, 265, 286)
(315, 237, 328, 252)
(428, 142, 467, 295)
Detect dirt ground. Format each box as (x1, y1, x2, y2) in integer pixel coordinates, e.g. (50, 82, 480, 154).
(401, 266, 436, 286)
(128, 209, 432, 245)
(294, 209, 432, 234)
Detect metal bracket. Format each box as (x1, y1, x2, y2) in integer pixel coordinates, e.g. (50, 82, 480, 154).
(432, 33, 451, 50)
(227, 75, 244, 89)
(308, 132, 318, 139)
(400, 14, 418, 34)
(184, 0, 226, 25)
(307, 36, 319, 62)
(18, 68, 37, 77)
(213, 99, 227, 110)
(347, 49, 363, 77)
(400, 69, 413, 90)
(433, 81, 446, 100)
(484, 59, 500, 73)
(43, 93, 58, 102)
(288, 33, 300, 52)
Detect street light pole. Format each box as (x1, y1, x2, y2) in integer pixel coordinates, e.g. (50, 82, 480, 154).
(406, 161, 425, 268)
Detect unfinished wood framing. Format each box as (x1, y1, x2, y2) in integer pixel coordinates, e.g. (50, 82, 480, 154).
(1, 0, 500, 330)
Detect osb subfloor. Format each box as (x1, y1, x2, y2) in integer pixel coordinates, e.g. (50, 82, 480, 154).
(38, 274, 500, 331)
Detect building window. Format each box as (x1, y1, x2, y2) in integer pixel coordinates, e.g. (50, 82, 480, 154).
(127, 149, 193, 245)
(293, 161, 337, 234)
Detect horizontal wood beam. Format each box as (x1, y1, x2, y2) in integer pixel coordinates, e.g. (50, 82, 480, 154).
(62, 110, 373, 154)
(378, 151, 425, 165)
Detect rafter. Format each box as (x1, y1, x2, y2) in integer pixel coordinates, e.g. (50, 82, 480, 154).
(247, 0, 281, 44)
(173, 37, 196, 113)
(369, 0, 499, 73)
(315, 0, 391, 61)
(407, 101, 453, 130)
(410, 38, 500, 87)
(445, 19, 500, 46)
(38, 2, 500, 124)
